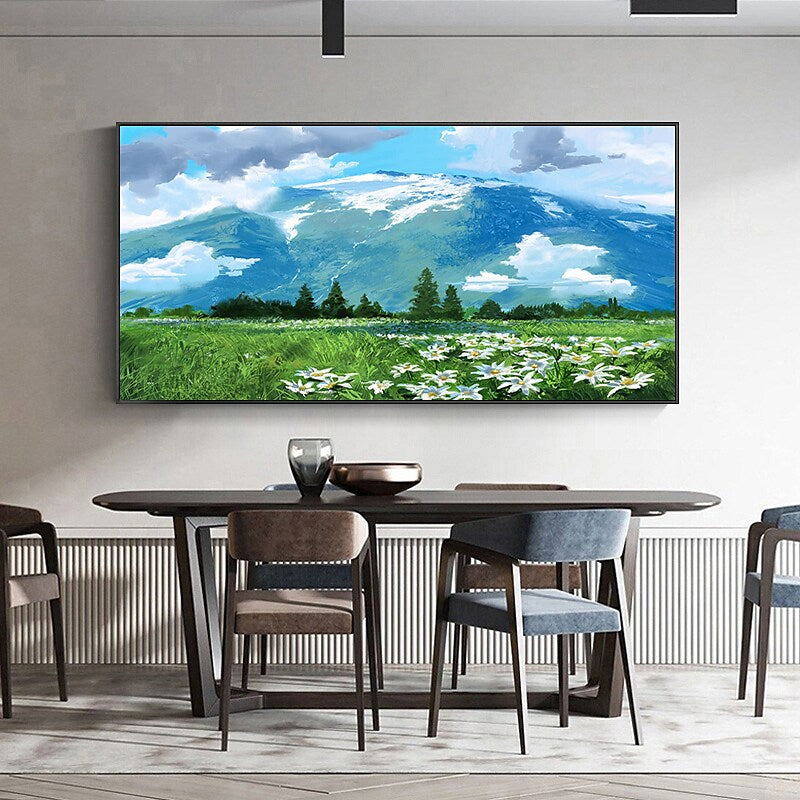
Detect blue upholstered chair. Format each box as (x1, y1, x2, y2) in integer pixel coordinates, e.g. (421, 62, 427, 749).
(738, 506, 800, 716)
(427, 509, 641, 754)
(451, 483, 592, 687)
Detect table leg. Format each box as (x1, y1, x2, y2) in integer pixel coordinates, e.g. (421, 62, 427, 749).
(568, 516, 640, 718)
(368, 522, 385, 689)
(172, 516, 262, 718)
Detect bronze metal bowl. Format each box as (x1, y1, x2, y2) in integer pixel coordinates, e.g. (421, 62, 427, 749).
(328, 462, 422, 496)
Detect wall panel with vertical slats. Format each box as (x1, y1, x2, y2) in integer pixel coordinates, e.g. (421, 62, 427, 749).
(8, 531, 799, 666)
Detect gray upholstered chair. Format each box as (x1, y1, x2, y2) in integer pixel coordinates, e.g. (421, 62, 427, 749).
(0, 504, 67, 718)
(451, 483, 592, 686)
(220, 509, 379, 751)
(738, 505, 800, 716)
(427, 509, 640, 754)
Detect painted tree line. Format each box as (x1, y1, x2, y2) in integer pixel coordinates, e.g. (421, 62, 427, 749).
(122, 267, 669, 321)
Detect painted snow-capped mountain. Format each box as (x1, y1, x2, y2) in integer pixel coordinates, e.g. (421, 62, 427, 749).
(119, 171, 675, 313)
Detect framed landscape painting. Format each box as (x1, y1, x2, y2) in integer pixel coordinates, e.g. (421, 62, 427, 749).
(118, 123, 677, 402)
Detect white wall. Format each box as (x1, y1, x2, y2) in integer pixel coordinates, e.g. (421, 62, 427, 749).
(2, 35, 800, 539)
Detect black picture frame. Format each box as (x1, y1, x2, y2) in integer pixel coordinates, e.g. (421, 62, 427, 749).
(117, 121, 679, 405)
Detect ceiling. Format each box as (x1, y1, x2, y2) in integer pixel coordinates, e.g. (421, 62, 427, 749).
(2, 0, 800, 36)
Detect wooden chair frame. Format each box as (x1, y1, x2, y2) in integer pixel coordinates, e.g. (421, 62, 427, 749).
(737, 522, 800, 716)
(220, 538, 379, 751)
(428, 538, 641, 754)
(0, 519, 68, 718)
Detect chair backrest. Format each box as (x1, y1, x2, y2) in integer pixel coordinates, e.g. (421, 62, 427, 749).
(450, 509, 631, 563)
(0, 504, 41, 527)
(454, 482, 569, 491)
(227, 510, 368, 563)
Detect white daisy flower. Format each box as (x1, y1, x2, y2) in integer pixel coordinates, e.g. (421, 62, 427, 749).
(633, 339, 660, 351)
(296, 367, 334, 381)
(605, 372, 655, 397)
(423, 370, 458, 385)
(573, 363, 620, 386)
(473, 362, 515, 380)
(452, 384, 483, 400)
(498, 374, 543, 396)
(559, 352, 593, 365)
(519, 357, 550, 375)
(595, 343, 638, 358)
(282, 379, 316, 396)
(367, 380, 393, 395)
(391, 363, 423, 377)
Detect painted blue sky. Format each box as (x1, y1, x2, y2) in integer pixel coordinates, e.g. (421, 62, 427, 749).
(119, 124, 675, 233)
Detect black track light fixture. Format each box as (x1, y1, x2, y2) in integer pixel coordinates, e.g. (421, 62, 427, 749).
(322, 0, 345, 57)
(631, 0, 737, 14)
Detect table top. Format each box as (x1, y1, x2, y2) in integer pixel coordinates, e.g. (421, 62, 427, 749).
(92, 489, 721, 523)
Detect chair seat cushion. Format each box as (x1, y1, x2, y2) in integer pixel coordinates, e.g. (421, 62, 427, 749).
(745, 572, 800, 607)
(460, 562, 582, 591)
(234, 589, 361, 635)
(8, 573, 59, 608)
(447, 588, 621, 636)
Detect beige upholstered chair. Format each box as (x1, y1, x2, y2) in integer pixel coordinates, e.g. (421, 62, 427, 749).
(0, 504, 67, 718)
(451, 483, 592, 686)
(220, 510, 379, 751)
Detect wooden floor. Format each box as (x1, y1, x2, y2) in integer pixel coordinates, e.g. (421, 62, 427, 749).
(0, 774, 797, 800)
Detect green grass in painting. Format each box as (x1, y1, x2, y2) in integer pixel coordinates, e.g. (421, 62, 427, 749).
(119, 317, 676, 402)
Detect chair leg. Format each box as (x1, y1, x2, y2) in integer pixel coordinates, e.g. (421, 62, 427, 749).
(363, 557, 380, 732)
(557, 634, 569, 728)
(737, 598, 754, 700)
(428, 546, 455, 738)
(460, 625, 469, 676)
(0, 601, 10, 719)
(241, 635, 251, 690)
(579, 562, 593, 675)
(506, 564, 529, 755)
(450, 623, 461, 690)
(353, 616, 366, 751)
(568, 634, 576, 677)
(368, 523, 385, 690)
(219, 630, 235, 751)
(49, 597, 68, 701)
(755, 601, 772, 717)
(260, 635, 267, 675)
(611, 558, 642, 745)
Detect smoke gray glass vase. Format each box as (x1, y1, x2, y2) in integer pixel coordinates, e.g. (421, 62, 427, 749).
(287, 438, 334, 498)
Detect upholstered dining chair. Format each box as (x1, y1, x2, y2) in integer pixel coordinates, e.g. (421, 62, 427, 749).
(738, 505, 800, 716)
(0, 504, 67, 718)
(188, 483, 383, 689)
(220, 509, 379, 751)
(249, 484, 384, 688)
(451, 483, 592, 686)
(427, 509, 640, 754)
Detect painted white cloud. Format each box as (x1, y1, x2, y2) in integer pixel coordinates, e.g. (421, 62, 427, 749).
(604, 191, 675, 211)
(462, 232, 636, 299)
(502, 232, 608, 285)
(440, 126, 520, 173)
(568, 126, 675, 169)
(120, 153, 353, 233)
(462, 270, 528, 292)
(553, 268, 635, 298)
(120, 241, 257, 292)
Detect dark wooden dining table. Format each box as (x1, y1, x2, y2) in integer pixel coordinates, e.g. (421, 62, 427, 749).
(92, 489, 720, 719)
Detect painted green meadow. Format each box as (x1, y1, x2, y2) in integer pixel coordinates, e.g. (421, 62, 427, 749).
(119, 316, 675, 402)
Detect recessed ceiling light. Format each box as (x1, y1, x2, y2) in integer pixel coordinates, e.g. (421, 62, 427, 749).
(322, 0, 344, 58)
(631, 0, 737, 14)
